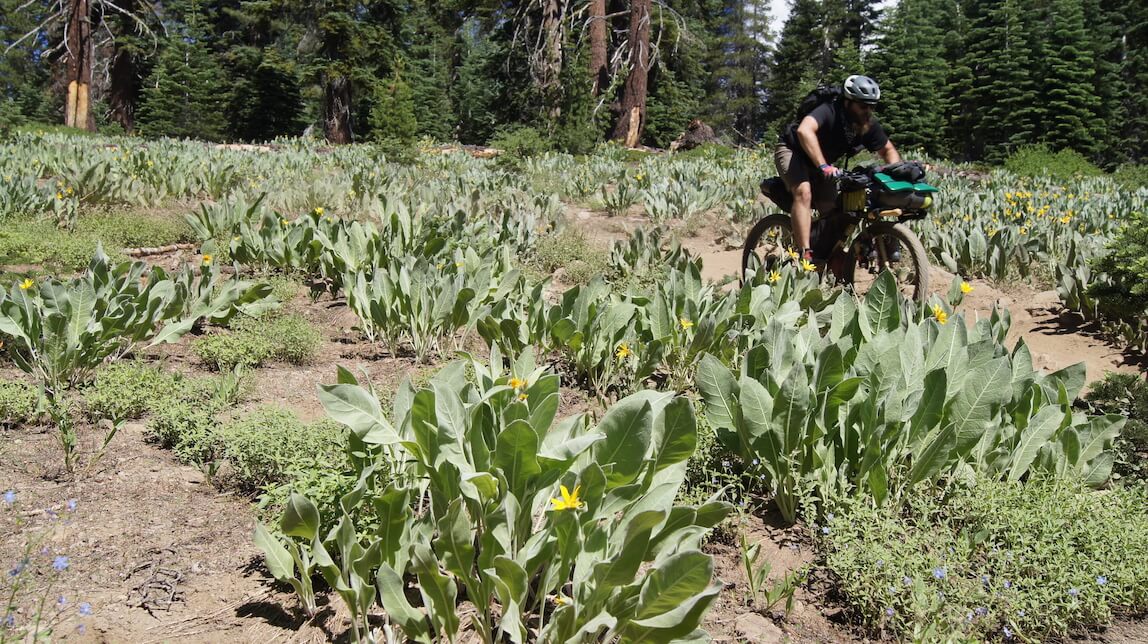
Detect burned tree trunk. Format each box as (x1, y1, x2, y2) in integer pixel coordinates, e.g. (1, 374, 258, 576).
(322, 73, 353, 144)
(106, 0, 140, 132)
(610, 0, 650, 146)
(589, 0, 607, 96)
(64, 0, 96, 131)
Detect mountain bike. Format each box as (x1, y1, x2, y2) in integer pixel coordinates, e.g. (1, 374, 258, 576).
(741, 165, 936, 303)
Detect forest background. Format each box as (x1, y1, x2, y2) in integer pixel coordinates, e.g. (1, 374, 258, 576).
(2, 0, 1146, 167)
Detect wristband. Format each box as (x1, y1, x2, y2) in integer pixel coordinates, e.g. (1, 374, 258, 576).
(819, 163, 830, 170)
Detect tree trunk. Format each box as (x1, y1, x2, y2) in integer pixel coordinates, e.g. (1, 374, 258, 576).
(323, 73, 353, 143)
(540, 0, 565, 118)
(589, 0, 608, 96)
(610, 0, 651, 145)
(64, 0, 96, 131)
(106, 0, 139, 132)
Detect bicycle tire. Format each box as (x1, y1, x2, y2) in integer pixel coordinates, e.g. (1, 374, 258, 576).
(740, 213, 795, 285)
(843, 221, 930, 303)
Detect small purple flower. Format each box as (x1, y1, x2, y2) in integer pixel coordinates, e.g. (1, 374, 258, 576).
(1068, 587, 1079, 598)
(3, 490, 14, 505)
(57, 595, 67, 608)
(876, 559, 885, 568)
(76, 624, 86, 635)
(827, 513, 835, 521)
(1017, 609, 1026, 617)
(981, 574, 991, 585)
(887, 585, 896, 595)
(932, 567, 946, 580)
(965, 611, 974, 622)
(885, 607, 894, 617)
(1003, 626, 1014, 639)
(752, 458, 760, 466)
(52, 556, 69, 571)
(1003, 580, 1012, 589)
(821, 526, 830, 535)
(1096, 575, 1108, 586)
(9, 560, 27, 577)
(66, 499, 77, 512)
(975, 606, 988, 617)
(902, 575, 912, 586)
(3, 613, 14, 628)
(78, 602, 92, 616)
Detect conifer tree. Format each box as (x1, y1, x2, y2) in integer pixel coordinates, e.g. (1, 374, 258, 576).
(1082, 0, 1127, 165)
(1121, 0, 1148, 161)
(136, 12, 230, 141)
(369, 61, 418, 142)
(707, 0, 772, 143)
(867, 0, 955, 156)
(1038, 0, 1100, 156)
(763, 0, 825, 137)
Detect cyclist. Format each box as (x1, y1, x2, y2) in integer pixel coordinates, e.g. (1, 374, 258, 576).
(774, 74, 902, 262)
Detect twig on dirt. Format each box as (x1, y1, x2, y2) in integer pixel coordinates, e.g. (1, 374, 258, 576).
(124, 243, 197, 257)
(142, 588, 271, 632)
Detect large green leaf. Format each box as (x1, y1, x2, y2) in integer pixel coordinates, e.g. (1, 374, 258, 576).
(280, 493, 320, 541)
(317, 383, 400, 444)
(1006, 405, 1064, 481)
(650, 396, 697, 472)
(635, 551, 714, 620)
(494, 420, 542, 496)
(695, 354, 738, 432)
(949, 357, 1013, 456)
(253, 522, 294, 580)
(376, 564, 431, 642)
(593, 396, 653, 487)
(860, 271, 900, 339)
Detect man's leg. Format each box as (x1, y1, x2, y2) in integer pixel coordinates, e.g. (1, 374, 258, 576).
(791, 181, 813, 253)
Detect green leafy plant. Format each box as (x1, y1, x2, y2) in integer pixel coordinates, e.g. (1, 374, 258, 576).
(0, 379, 40, 427)
(740, 531, 808, 614)
(820, 476, 1148, 641)
(83, 361, 175, 421)
(256, 350, 731, 642)
(216, 406, 346, 490)
(1084, 372, 1148, 482)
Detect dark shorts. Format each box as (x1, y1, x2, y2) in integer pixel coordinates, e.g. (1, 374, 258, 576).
(774, 144, 837, 212)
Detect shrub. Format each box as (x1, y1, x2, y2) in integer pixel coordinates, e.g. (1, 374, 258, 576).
(215, 406, 346, 490)
(194, 313, 320, 370)
(0, 379, 40, 426)
(531, 226, 608, 285)
(821, 477, 1148, 642)
(1085, 372, 1148, 482)
(1003, 145, 1103, 181)
(84, 362, 175, 421)
(145, 374, 240, 464)
(1111, 163, 1148, 190)
(1089, 208, 1148, 325)
(488, 125, 552, 162)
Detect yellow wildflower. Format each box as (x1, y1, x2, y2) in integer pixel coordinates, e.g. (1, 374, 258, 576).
(679, 317, 694, 330)
(550, 485, 584, 511)
(768, 270, 781, 284)
(56, 192, 63, 200)
(436, 262, 445, 270)
(19, 278, 34, 290)
(508, 377, 526, 390)
(233, 235, 242, 241)
(518, 393, 529, 402)
(635, 173, 645, 181)
(554, 595, 569, 606)
(455, 261, 465, 268)
(1059, 215, 1072, 224)
(932, 304, 948, 325)
(314, 206, 324, 216)
(787, 248, 799, 260)
(202, 254, 213, 265)
(1019, 227, 1028, 235)
(615, 342, 632, 360)
(960, 281, 973, 295)
(801, 259, 816, 272)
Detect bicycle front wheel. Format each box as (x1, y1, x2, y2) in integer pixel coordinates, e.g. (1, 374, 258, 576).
(741, 213, 795, 285)
(843, 221, 930, 303)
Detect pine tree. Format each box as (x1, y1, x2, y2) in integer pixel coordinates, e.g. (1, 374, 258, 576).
(1037, 0, 1100, 156)
(1082, 0, 1127, 165)
(706, 0, 772, 143)
(369, 61, 418, 142)
(867, 0, 956, 156)
(136, 12, 231, 141)
(1120, 0, 1148, 161)
(763, 0, 825, 137)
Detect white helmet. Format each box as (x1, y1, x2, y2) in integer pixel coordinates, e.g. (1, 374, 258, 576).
(843, 75, 881, 104)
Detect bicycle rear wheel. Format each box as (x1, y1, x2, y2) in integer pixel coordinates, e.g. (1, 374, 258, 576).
(843, 221, 930, 303)
(740, 213, 795, 285)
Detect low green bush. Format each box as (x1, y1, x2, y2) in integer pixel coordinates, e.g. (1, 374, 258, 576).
(1085, 372, 1148, 482)
(146, 374, 241, 464)
(84, 361, 176, 421)
(1089, 209, 1148, 326)
(820, 477, 1148, 642)
(215, 406, 345, 490)
(0, 221, 127, 272)
(194, 313, 320, 370)
(488, 125, 552, 163)
(79, 208, 194, 249)
(0, 379, 40, 425)
(1111, 163, 1148, 190)
(1003, 145, 1103, 181)
(531, 227, 608, 285)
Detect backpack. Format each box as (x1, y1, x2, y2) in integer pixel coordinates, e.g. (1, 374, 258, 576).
(794, 86, 843, 123)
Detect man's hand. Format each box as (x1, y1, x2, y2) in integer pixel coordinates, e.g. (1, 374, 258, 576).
(819, 163, 842, 178)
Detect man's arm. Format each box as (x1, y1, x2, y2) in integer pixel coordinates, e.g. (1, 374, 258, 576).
(795, 115, 829, 168)
(877, 139, 901, 164)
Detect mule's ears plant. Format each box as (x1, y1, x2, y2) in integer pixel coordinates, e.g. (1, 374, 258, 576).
(256, 354, 731, 643)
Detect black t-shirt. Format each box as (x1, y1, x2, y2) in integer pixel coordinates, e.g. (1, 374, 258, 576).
(782, 99, 889, 165)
